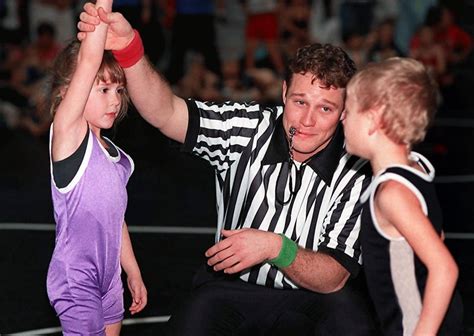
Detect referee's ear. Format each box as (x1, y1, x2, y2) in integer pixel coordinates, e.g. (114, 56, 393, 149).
(282, 80, 288, 104)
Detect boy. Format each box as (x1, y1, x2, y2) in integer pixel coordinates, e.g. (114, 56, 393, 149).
(342, 57, 463, 335)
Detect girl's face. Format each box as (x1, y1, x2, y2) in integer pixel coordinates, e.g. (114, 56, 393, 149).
(83, 72, 125, 135)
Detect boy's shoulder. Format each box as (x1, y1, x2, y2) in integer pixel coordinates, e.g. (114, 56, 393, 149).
(374, 178, 423, 221)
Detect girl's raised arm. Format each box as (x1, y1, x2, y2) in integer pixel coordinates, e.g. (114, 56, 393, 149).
(51, 0, 112, 162)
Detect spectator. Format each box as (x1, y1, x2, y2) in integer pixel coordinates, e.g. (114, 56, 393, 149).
(339, 0, 375, 40)
(28, 0, 75, 44)
(342, 30, 370, 70)
(426, 5, 473, 68)
(409, 25, 447, 85)
(242, 0, 285, 76)
(10, 22, 61, 103)
(164, 0, 221, 85)
(280, 0, 311, 60)
(309, 0, 342, 45)
(423, 5, 474, 110)
(113, 0, 166, 67)
(393, 0, 437, 55)
(220, 60, 261, 102)
(215, 0, 246, 80)
(0, 0, 28, 44)
(175, 52, 222, 102)
(0, 22, 59, 139)
(368, 18, 404, 63)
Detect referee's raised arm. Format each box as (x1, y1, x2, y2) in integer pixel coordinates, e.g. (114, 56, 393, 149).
(125, 56, 189, 143)
(77, 2, 189, 144)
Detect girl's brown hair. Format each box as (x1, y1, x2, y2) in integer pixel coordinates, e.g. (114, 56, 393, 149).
(48, 39, 129, 123)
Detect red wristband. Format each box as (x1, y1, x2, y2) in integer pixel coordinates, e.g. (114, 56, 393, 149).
(112, 29, 144, 68)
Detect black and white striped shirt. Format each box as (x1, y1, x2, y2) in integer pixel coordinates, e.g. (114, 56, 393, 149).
(183, 99, 372, 289)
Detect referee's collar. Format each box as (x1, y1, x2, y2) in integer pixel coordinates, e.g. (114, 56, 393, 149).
(262, 116, 345, 184)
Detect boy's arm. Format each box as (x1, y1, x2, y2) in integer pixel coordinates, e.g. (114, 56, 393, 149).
(77, 2, 189, 143)
(52, 0, 111, 162)
(121, 222, 147, 314)
(376, 181, 459, 335)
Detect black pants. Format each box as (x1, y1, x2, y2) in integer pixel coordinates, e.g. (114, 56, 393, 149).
(165, 265, 380, 336)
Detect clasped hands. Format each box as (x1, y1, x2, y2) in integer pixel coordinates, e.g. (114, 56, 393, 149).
(77, 1, 135, 51)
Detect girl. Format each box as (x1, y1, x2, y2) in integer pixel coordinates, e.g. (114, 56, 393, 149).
(46, 0, 147, 334)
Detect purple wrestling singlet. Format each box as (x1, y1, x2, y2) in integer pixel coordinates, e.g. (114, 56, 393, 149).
(47, 127, 134, 335)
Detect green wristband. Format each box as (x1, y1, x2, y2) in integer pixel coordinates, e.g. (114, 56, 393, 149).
(268, 234, 298, 268)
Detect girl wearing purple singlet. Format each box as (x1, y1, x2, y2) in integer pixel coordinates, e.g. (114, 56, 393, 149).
(46, 0, 147, 334)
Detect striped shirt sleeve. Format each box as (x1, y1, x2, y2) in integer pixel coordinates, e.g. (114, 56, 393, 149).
(318, 156, 372, 276)
(182, 99, 264, 172)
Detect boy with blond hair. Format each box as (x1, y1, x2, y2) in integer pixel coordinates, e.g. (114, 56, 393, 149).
(342, 57, 463, 335)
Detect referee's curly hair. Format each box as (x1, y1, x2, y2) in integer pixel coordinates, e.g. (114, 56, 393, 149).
(286, 43, 357, 89)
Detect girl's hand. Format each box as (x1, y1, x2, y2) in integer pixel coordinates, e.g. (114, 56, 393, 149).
(77, 2, 135, 51)
(127, 274, 148, 314)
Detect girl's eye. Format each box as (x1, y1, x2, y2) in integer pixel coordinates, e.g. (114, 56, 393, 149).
(117, 87, 125, 94)
(100, 87, 108, 93)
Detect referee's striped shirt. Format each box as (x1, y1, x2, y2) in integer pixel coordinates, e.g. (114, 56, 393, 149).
(182, 99, 372, 290)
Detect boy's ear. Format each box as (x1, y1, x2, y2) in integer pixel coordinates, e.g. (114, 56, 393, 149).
(340, 109, 346, 121)
(59, 87, 68, 99)
(368, 105, 384, 135)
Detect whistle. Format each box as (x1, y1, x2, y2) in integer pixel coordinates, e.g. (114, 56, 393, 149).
(289, 126, 297, 136)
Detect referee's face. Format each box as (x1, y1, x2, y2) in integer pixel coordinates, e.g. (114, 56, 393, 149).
(282, 72, 345, 163)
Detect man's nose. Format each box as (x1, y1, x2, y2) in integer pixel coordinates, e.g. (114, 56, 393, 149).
(301, 110, 316, 126)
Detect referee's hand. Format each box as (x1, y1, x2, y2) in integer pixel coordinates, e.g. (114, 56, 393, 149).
(205, 228, 282, 274)
(77, 2, 135, 51)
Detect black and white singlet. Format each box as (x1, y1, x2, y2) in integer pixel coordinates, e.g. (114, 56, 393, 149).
(360, 152, 463, 335)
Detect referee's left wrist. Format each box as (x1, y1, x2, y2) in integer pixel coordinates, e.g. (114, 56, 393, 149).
(268, 232, 283, 260)
(267, 233, 298, 269)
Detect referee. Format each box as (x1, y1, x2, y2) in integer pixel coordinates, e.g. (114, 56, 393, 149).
(78, 4, 380, 335)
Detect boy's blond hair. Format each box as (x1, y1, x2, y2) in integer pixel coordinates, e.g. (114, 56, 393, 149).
(347, 57, 439, 146)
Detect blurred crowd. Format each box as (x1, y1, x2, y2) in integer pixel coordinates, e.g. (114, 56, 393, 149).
(1, 0, 473, 142)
